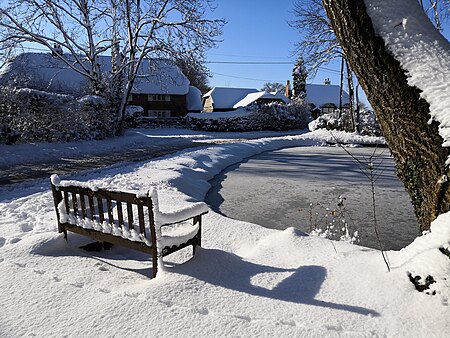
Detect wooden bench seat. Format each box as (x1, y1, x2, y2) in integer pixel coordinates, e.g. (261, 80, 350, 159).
(50, 175, 208, 277)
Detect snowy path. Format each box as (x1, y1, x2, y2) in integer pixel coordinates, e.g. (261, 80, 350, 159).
(0, 141, 210, 185)
(0, 128, 306, 186)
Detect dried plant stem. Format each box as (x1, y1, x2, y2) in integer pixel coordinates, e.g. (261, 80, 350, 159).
(330, 131, 390, 272)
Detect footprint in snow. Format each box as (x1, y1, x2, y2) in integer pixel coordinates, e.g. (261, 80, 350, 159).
(20, 223, 33, 232)
(0, 237, 5, 248)
(8, 237, 22, 244)
(69, 281, 85, 288)
(195, 308, 209, 316)
(98, 288, 111, 294)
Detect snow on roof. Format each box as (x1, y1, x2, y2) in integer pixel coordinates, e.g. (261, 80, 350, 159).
(131, 59, 189, 95)
(365, 0, 450, 158)
(0, 53, 189, 95)
(186, 86, 203, 112)
(233, 91, 290, 109)
(305, 84, 349, 108)
(203, 87, 259, 109)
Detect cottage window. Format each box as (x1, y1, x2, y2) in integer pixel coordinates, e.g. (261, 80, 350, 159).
(148, 94, 171, 101)
(320, 103, 337, 114)
(127, 94, 133, 102)
(144, 110, 171, 118)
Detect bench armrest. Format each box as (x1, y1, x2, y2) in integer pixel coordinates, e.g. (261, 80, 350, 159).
(150, 189, 209, 226)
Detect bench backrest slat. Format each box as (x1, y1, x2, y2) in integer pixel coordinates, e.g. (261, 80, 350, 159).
(117, 201, 124, 226)
(137, 203, 145, 234)
(97, 196, 105, 223)
(63, 191, 70, 216)
(127, 203, 134, 229)
(88, 195, 95, 221)
(80, 193, 87, 219)
(71, 192, 78, 216)
(106, 198, 114, 224)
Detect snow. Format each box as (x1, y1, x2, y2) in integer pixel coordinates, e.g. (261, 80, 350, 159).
(0, 128, 307, 168)
(0, 53, 189, 95)
(1, 128, 448, 337)
(203, 87, 259, 110)
(187, 107, 252, 120)
(186, 86, 203, 112)
(233, 90, 290, 109)
(364, 0, 450, 161)
(306, 83, 350, 108)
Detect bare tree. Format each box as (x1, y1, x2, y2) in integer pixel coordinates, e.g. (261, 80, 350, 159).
(0, 0, 225, 134)
(176, 54, 211, 94)
(419, 0, 450, 30)
(261, 82, 285, 93)
(0, 0, 111, 95)
(290, 0, 343, 73)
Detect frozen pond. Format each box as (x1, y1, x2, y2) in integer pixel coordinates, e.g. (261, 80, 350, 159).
(206, 146, 419, 250)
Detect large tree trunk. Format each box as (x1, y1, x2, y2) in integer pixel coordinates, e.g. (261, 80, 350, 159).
(322, 0, 450, 231)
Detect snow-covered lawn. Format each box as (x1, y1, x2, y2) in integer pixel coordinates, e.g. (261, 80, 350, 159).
(0, 129, 449, 337)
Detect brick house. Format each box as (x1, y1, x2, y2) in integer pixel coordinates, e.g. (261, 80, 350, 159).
(0, 53, 199, 118)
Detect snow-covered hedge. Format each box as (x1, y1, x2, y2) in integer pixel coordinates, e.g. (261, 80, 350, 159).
(188, 101, 311, 132)
(309, 108, 382, 137)
(0, 87, 117, 144)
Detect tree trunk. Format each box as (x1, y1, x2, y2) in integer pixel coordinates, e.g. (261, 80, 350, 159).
(322, 0, 450, 231)
(345, 59, 355, 132)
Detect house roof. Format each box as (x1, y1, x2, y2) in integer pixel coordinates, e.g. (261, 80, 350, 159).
(203, 87, 259, 110)
(186, 86, 203, 111)
(305, 84, 349, 108)
(233, 91, 290, 109)
(0, 53, 189, 95)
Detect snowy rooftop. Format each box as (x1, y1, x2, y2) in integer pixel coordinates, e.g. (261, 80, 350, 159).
(203, 87, 259, 109)
(0, 53, 189, 95)
(233, 91, 290, 109)
(306, 84, 350, 108)
(186, 86, 203, 112)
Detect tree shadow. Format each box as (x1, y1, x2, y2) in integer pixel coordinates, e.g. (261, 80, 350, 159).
(33, 235, 379, 317)
(173, 248, 380, 317)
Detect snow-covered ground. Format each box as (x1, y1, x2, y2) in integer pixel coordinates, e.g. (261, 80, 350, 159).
(0, 127, 308, 168)
(1, 129, 449, 337)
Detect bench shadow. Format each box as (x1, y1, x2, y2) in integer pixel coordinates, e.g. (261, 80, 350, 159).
(173, 248, 379, 317)
(33, 236, 378, 317)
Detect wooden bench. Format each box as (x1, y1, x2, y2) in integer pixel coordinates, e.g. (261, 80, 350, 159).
(50, 174, 208, 278)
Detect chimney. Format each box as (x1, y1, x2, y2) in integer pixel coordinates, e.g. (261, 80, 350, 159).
(285, 79, 291, 98)
(323, 78, 331, 85)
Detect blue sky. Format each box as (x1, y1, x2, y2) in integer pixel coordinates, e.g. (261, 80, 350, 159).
(206, 0, 349, 90)
(206, 0, 450, 97)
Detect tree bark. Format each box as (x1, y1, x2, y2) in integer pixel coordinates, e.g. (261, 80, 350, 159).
(322, 0, 450, 231)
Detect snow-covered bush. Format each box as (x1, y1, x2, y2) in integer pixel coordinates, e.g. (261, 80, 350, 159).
(309, 108, 382, 137)
(0, 87, 116, 144)
(359, 108, 382, 136)
(124, 105, 144, 128)
(188, 101, 311, 132)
